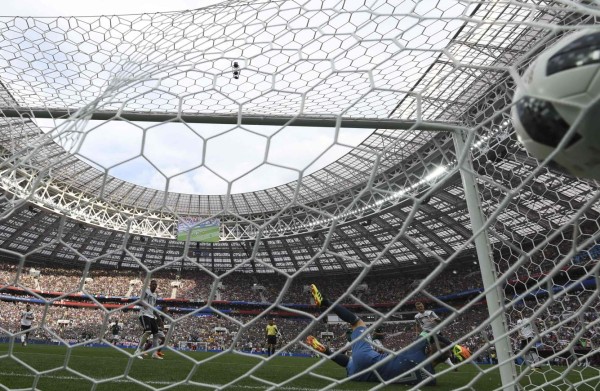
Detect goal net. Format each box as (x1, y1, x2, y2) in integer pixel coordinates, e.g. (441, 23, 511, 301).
(0, 1, 598, 390)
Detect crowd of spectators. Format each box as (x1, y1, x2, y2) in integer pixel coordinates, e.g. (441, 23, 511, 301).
(514, 290, 600, 363)
(0, 237, 598, 365)
(0, 262, 485, 303)
(495, 230, 599, 286)
(1, 285, 597, 366)
(1, 239, 597, 306)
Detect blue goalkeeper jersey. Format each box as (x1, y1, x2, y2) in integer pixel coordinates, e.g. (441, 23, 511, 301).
(346, 327, 436, 385)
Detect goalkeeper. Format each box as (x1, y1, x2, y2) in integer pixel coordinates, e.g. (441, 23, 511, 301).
(306, 284, 470, 385)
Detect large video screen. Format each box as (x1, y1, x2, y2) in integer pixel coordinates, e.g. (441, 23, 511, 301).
(176, 217, 221, 242)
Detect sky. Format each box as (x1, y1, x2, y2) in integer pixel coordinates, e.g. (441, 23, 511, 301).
(2, 0, 374, 195)
(0, 1, 472, 195)
(0, 0, 224, 17)
(37, 119, 372, 195)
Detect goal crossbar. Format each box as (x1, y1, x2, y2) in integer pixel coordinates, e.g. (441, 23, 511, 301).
(0, 108, 456, 131)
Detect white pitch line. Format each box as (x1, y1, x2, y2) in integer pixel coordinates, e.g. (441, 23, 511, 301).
(0, 371, 345, 391)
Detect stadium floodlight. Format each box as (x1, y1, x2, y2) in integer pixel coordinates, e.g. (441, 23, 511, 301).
(0, 1, 598, 391)
(424, 166, 447, 182)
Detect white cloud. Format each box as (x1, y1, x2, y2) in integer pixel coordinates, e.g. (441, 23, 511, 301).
(231, 164, 301, 194)
(0, 0, 224, 17)
(204, 128, 268, 181)
(171, 168, 228, 195)
(143, 122, 205, 177)
(37, 118, 372, 194)
(109, 156, 166, 191)
(268, 126, 336, 171)
(78, 121, 144, 168)
(306, 144, 354, 173)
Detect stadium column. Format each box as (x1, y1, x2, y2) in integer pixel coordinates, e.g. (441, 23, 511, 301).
(452, 130, 518, 391)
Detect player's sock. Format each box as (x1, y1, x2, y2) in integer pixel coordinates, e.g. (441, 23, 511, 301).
(21, 335, 25, 343)
(436, 334, 453, 346)
(311, 284, 359, 325)
(152, 333, 160, 348)
(329, 303, 359, 325)
(332, 353, 350, 368)
(137, 331, 151, 350)
(307, 336, 349, 367)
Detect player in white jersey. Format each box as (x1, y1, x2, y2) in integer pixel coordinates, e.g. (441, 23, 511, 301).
(134, 280, 165, 360)
(516, 314, 540, 368)
(20, 304, 35, 346)
(414, 302, 459, 370)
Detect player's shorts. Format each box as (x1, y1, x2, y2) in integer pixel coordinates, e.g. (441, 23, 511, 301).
(111, 334, 121, 341)
(139, 315, 159, 335)
(20, 325, 32, 333)
(420, 330, 453, 347)
(267, 335, 277, 345)
(519, 337, 534, 350)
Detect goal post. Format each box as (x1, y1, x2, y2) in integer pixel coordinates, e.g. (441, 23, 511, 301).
(454, 129, 518, 391)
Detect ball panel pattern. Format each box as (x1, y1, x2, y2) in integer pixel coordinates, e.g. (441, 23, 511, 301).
(515, 96, 580, 148)
(547, 31, 600, 76)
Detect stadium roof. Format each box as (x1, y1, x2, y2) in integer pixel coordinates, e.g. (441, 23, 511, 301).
(0, 0, 599, 273)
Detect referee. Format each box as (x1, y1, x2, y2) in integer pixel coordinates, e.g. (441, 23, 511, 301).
(265, 319, 279, 357)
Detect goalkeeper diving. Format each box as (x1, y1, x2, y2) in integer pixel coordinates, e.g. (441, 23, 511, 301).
(306, 284, 471, 385)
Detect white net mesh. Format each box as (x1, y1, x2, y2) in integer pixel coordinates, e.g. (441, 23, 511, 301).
(0, 1, 599, 390)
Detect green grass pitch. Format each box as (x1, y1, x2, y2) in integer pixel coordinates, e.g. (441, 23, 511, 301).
(0, 344, 598, 390)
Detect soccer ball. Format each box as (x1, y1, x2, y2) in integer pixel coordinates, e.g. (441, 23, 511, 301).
(511, 29, 600, 180)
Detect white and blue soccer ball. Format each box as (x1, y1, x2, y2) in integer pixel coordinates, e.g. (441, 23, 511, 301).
(511, 29, 600, 180)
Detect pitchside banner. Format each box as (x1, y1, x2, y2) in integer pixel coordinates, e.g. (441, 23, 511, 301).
(177, 217, 221, 242)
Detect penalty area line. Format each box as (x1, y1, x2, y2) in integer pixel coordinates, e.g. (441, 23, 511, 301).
(0, 371, 344, 390)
